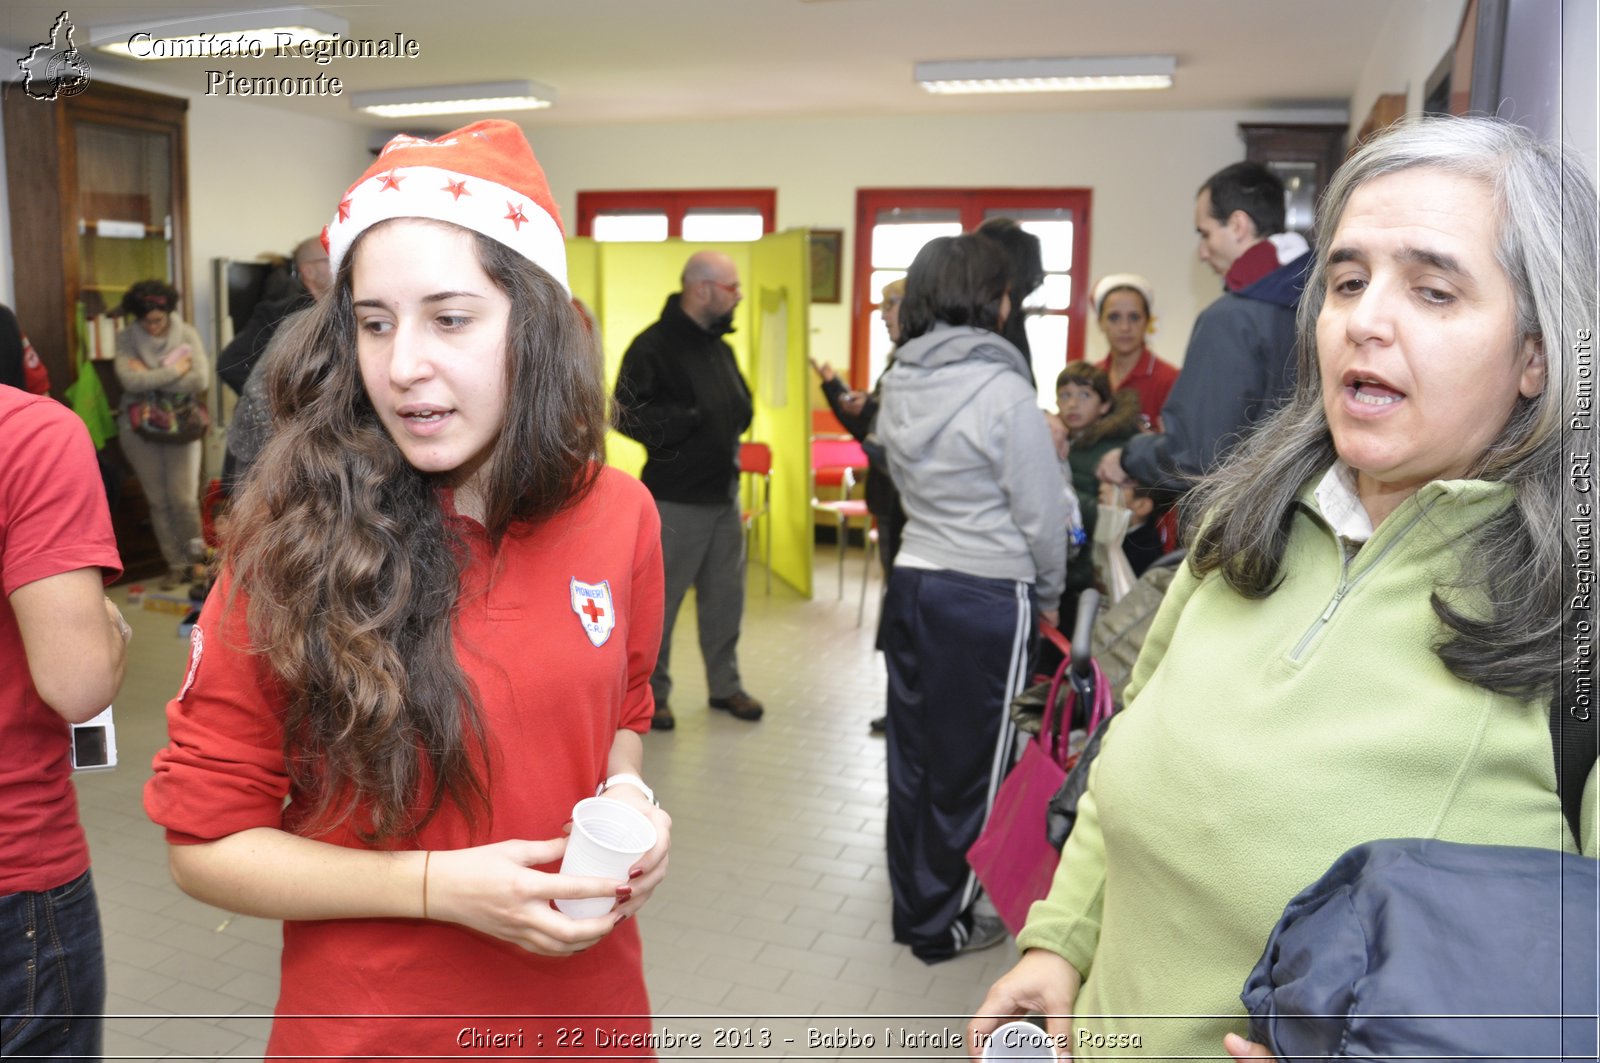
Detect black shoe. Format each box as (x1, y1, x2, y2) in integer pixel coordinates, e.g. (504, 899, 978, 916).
(869, 716, 887, 735)
(650, 704, 676, 731)
(708, 691, 764, 721)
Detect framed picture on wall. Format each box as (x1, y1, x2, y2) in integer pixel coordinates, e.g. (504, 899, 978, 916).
(809, 228, 843, 303)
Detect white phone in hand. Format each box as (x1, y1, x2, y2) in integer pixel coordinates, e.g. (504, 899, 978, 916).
(71, 706, 117, 772)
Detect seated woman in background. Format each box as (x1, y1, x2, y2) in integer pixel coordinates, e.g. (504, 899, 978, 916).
(877, 233, 1068, 963)
(970, 115, 1596, 1059)
(1090, 273, 1178, 430)
(145, 121, 671, 1059)
(113, 279, 210, 588)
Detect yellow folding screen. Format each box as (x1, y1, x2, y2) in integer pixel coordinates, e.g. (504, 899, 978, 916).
(569, 233, 814, 597)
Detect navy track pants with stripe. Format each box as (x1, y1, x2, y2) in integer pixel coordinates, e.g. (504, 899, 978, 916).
(881, 566, 1035, 961)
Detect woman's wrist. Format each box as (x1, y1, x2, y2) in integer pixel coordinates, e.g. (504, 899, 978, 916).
(598, 772, 656, 806)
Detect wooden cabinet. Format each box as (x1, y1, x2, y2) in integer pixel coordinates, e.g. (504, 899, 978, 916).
(1238, 122, 1347, 239)
(4, 80, 192, 581)
(1353, 94, 1408, 155)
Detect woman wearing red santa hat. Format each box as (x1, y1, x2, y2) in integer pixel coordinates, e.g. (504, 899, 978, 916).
(145, 121, 669, 1059)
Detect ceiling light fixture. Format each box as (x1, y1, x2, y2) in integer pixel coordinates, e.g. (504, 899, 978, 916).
(89, 6, 348, 60)
(349, 80, 557, 119)
(915, 56, 1176, 95)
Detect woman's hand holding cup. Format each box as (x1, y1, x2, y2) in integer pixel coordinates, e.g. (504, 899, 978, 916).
(588, 788, 671, 920)
(422, 839, 625, 957)
(969, 949, 1082, 1060)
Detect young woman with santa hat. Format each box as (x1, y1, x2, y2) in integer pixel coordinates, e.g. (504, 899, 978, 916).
(145, 121, 669, 1059)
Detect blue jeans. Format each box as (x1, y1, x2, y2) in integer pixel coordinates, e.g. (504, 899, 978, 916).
(0, 869, 105, 1060)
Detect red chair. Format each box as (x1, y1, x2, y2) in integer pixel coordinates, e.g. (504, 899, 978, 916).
(738, 441, 773, 594)
(811, 436, 871, 599)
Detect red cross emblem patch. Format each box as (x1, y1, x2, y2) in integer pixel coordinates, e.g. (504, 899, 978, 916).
(570, 578, 615, 648)
(177, 624, 203, 701)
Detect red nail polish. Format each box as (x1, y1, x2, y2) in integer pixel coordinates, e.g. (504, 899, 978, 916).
(614, 885, 633, 900)
(628, 867, 644, 880)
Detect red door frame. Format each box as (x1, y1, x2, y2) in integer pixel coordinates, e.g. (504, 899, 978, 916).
(575, 189, 778, 237)
(849, 188, 1092, 391)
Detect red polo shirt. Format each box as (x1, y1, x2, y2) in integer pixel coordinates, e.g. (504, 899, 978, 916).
(146, 465, 665, 1059)
(1095, 348, 1182, 431)
(1, 387, 121, 894)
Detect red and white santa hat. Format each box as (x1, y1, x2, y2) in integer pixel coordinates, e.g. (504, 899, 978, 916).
(323, 119, 568, 292)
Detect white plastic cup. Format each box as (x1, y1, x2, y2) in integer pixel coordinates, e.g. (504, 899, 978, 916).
(982, 1021, 1058, 1061)
(553, 796, 657, 919)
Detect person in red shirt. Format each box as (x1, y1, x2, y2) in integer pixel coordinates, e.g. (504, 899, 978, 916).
(1089, 273, 1180, 431)
(144, 122, 670, 1060)
(0, 304, 52, 394)
(2, 384, 129, 1059)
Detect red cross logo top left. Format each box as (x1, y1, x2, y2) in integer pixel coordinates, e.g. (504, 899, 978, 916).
(570, 578, 616, 648)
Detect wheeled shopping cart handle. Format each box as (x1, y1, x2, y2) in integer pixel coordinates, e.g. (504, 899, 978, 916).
(1071, 589, 1100, 679)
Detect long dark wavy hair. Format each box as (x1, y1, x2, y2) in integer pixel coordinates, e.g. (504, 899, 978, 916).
(1188, 117, 1598, 698)
(225, 220, 606, 843)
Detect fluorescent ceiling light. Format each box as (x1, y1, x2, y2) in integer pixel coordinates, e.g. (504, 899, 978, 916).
(916, 56, 1176, 95)
(89, 6, 347, 59)
(349, 81, 557, 118)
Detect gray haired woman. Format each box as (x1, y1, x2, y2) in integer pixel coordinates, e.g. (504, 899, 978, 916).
(970, 115, 1597, 1060)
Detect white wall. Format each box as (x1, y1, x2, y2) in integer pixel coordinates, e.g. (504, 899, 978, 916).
(184, 97, 370, 348)
(1349, 0, 1467, 134)
(7, 5, 1581, 377)
(5, 86, 1323, 378)
(530, 106, 1344, 378)
(6, 72, 1340, 382)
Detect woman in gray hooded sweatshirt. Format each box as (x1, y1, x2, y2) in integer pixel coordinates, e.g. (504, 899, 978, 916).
(876, 233, 1070, 963)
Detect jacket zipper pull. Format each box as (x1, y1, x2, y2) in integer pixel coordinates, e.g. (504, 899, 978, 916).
(1320, 586, 1346, 623)
(1319, 539, 1357, 623)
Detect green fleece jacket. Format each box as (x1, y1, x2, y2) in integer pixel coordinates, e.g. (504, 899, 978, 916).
(1016, 476, 1596, 1060)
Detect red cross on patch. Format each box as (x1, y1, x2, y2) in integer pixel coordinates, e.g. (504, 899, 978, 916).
(570, 578, 615, 648)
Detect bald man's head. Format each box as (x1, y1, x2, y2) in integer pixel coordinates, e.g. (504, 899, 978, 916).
(294, 236, 332, 301)
(680, 250, 741, 331)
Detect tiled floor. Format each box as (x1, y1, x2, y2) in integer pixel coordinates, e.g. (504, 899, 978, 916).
(80, 547, 1019, 1061)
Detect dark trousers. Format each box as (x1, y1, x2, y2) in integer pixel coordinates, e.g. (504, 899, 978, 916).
(0, 869, 105, 1060)
(654, 498, 746, 704)
(882, 566, 1035, 961)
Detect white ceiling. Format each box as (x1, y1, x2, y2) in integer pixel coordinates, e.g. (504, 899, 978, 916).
(1, 0, 1399, 129)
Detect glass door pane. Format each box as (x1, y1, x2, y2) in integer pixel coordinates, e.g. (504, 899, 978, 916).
(592, 212, 669, 242)
(866, 209, 961, 382)
(682, 209, 764, 242)
(76, 122, 175, 357)
(870, 209, 961, 269)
